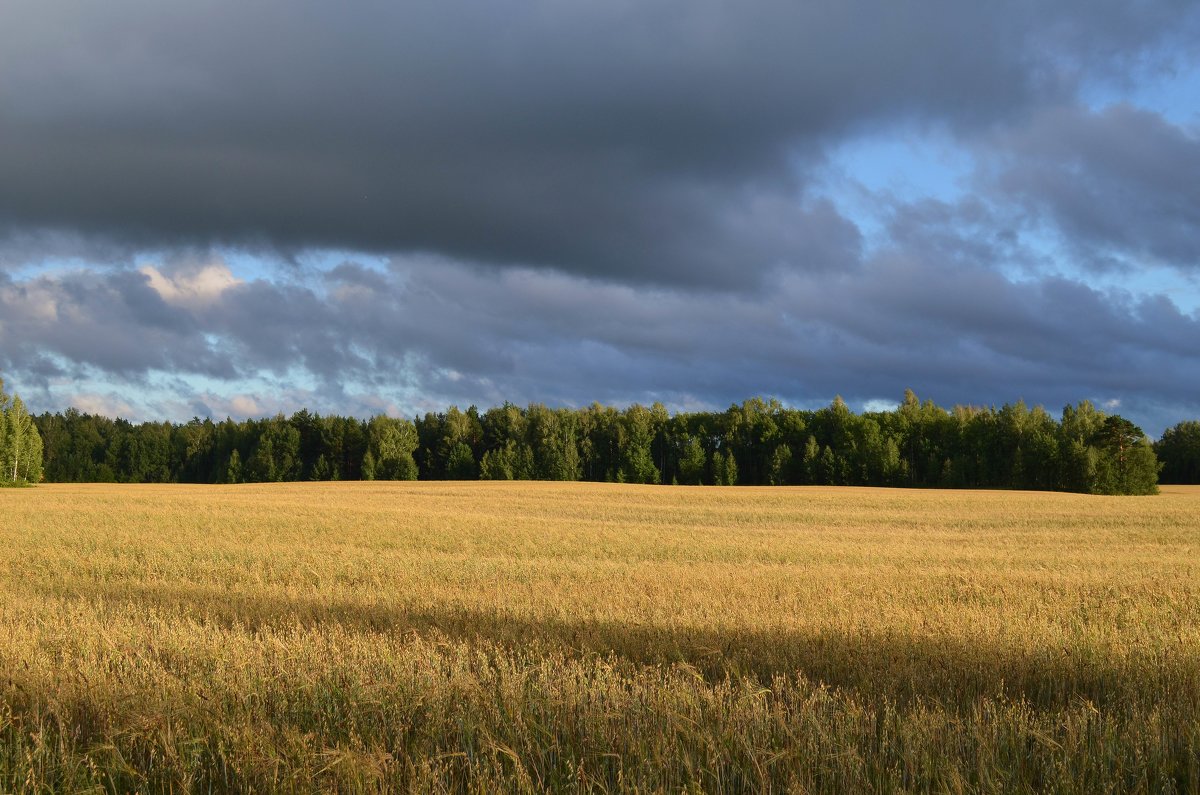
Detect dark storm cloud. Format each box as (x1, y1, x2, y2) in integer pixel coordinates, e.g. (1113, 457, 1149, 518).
(989, 104, 1200, 270)
(2, 0, 1196, 284)
(4, 1, 1200, 436)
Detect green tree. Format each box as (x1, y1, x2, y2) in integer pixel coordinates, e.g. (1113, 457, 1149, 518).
(3, 392, 42, 484)
(712, 448, 738, 486)
(433, 406, 482, 479)
(224, 449, 243, 484)
(526, 405, 581, 481)
(310, 453, 335, 481)
(22, 423, 43, 484)
(446, 441, 477, 480)
(620, 404, 661, 484)
(0, 383, 9, 482)
(768, 444, 792, 485)
(711, 449, 726, 485)
(678, 435, 706, 485)
(882, 437, 902, 486)
(802, 435, 820, 485)
(1156, 421, 1200, 484)
(1092, 416, 1159, 495)
(247, 417, 301, 482)
(818, 446, 837, 486)
(15, 392, 1169, 494)
(722, 398, 780, 485)
(480, 443, 515, 480)
(368, 416, 419, 480)
(1057, 401, 1107, 492)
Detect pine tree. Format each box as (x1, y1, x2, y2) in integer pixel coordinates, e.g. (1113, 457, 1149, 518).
(1092, 416, 1159, 495)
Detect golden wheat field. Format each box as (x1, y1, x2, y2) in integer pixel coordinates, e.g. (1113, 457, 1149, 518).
(1, 482, 1198, 793)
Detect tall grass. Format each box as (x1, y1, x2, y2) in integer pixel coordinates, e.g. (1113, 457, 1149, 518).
(1, 482, 1197, 792)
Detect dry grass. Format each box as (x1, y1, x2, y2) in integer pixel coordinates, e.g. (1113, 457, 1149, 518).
(1, 482, 1198, 792)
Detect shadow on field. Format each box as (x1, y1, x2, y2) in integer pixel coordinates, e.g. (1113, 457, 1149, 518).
(37, 578, 1198, 709)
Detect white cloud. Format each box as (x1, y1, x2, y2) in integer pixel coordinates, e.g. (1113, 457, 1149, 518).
(140, 262, 242, 308)
(67, 393, 135, 418)
(228, 395, 261, 416)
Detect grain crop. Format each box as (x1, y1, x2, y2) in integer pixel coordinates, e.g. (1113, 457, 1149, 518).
(1, 482, 1197, 792)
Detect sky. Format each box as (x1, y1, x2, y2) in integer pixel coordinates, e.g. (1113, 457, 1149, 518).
(1, 1, 1199, 435)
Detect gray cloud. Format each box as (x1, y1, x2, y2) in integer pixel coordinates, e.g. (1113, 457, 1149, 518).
(989, 104, 1200, 269)
(0, 266, 235, 380)
(4, 232, 1198, 435)
(2, 1, 1200, 436)
(2, 1, 1196, 285)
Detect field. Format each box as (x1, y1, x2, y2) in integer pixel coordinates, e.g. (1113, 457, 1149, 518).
(1, 482, 1198, 793)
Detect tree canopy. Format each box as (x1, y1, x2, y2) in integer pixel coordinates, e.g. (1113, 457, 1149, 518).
(28, 391, 1170, 495)
(1155, 421, 1200, 485)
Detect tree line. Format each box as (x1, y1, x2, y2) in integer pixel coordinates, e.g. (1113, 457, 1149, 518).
(1155, 420, 1200, 485)
(29, 390, 1186, 495)
(0, 379, 44, 486)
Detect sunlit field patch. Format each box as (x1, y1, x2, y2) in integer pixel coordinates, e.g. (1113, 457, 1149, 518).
(1, 483, 1198, 792)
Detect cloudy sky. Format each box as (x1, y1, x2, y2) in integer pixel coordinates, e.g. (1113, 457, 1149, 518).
(2, 1, 1198, 434)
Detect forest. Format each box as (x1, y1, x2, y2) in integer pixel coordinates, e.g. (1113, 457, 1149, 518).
(27, 390, 1193, 495)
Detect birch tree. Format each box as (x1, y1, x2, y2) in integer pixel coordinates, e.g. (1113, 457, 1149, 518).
(7, 395, 31, 482)
(0, 379, 44, 484)
(0, 380, 9, 483)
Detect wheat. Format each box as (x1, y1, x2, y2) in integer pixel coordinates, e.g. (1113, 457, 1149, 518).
(0, 482, 1197, 792)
